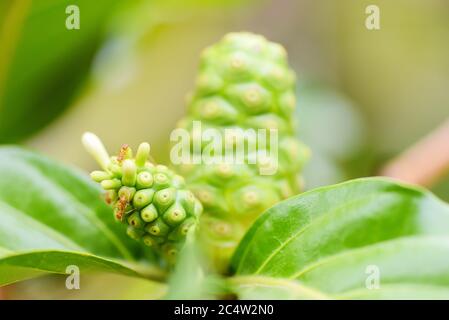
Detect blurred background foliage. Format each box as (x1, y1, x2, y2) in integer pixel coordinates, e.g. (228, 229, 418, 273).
(0, 0, 122, 142)
(1, 0, 448, 298)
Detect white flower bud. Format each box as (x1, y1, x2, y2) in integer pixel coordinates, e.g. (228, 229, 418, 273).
(81, 132, 111, 171)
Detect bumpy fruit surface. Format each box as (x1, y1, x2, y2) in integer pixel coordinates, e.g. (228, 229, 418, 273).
(173, 32, 309, 269)
(82, 133, 202, 264)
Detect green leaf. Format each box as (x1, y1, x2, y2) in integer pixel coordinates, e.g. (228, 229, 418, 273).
(296, 236, 449, 294)
(337, 283, 449, 300)
(0, 250, 140, 286)
(228, 275, 331, 300)
(0, 146, 163, 286)
(0, 0, 121, 143)
(231, 178, 449, 298)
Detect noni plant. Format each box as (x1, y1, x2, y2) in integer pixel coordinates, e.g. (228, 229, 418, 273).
(2, 31, 449, 301)
(82, 132, 202, 266)
(173, 32, 309, 268)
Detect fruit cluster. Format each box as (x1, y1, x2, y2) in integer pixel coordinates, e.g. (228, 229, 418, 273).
(174, 32, 309, 268)
(82, 133, 202, 264)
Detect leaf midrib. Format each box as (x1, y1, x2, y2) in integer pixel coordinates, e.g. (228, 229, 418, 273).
(250, 192, 382, 275)
(233, 178, 385, 272)
(289, 235, 449, 280)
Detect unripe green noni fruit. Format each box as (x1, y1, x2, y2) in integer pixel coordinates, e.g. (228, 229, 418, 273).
(173, 32, 309, 271)
(82, 132, 202, 265)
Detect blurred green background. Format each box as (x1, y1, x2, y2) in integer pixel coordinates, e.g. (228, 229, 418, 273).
(1, 0, 448, 299)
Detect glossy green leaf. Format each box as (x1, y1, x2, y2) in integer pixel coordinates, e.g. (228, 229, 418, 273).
(0, 0, 121, 143)
(0, 250, 140, 286)
(0, 147, 162, 286)
(231, 178, 449, 298)
(297, 236, 449, 294)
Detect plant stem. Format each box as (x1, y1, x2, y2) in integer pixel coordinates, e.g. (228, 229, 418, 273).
(380, 118, 449, 187)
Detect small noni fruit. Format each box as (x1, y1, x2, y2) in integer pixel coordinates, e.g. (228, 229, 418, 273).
(173, 32, 309, 270)
(82, 132, 202, 265)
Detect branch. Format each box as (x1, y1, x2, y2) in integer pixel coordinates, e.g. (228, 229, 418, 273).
(380, 118, 449, 187)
